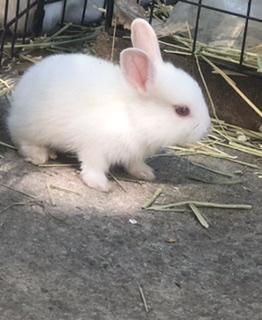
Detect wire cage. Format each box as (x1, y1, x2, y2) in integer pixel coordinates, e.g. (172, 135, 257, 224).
(0, 0, 107, 66)
(1, 0, 262, 75)
(106, 0, 262, 75)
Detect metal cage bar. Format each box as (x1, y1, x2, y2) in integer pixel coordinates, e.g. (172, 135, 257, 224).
(11, 0, 21, 57)
(192, 0, 202, 53)
(81, 0, 89, 25)
(148, 0, 155, 24)
(3, 0, 9, 27)
(60, 0, 68, 25)
(33, 0, 45, 36)
(239, 0, 252, 65)
(105, 0, 114, 31)
(0, 0, 10, 64)
(22, 0, 31, 42)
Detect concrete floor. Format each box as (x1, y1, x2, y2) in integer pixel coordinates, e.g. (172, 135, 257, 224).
(0, 94, 261, 320)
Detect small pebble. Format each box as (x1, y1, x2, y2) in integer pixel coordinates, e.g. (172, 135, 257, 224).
(237, 134, 247, 142)
(129, 218, 138, 225)
(165, 239, 176, 244)
(234, 170, 243, 175)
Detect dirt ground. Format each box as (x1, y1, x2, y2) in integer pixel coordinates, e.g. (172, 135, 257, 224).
(0, 88, 262, 320)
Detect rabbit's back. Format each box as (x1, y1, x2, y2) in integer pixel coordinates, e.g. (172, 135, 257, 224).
(8, 54, 127, 151)
(13, 54, 122, 106)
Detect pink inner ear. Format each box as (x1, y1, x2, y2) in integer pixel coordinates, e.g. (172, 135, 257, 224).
(120, 48, 154, 93)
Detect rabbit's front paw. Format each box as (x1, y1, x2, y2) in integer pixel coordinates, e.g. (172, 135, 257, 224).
(127, 162, 155, 181)
(81, 170, 110, 192)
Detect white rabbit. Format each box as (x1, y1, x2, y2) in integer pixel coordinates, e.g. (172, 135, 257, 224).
(7, 18, 210, 192)
(0, 0, 104, 34)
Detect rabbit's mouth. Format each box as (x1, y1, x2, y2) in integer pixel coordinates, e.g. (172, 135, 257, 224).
(181, 122, 210, 145)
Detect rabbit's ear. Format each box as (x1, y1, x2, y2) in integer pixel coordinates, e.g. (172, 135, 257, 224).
(120, 48, 155, 93)
(131, 18, 162, 64)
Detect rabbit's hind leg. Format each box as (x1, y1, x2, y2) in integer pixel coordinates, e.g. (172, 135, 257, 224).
(79, 149, 110, 192)
(18, 143, 49, 165)
(126, 161, 155, 181)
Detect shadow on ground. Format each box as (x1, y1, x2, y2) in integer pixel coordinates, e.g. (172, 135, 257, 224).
(0, 98, 262, 320)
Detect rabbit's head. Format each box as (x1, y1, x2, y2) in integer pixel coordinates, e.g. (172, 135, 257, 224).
(120, 18, 210, 147)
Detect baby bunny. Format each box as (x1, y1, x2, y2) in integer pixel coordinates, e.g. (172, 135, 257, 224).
(7, 18, 210, 192)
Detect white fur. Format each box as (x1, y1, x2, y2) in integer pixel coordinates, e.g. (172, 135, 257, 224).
(8, 19, 210, 191)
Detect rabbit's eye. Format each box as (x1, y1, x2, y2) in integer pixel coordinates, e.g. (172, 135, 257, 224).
(174, 105, 190, 117)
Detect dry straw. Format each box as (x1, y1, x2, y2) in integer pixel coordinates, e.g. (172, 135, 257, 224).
(143, 192, 252, 228)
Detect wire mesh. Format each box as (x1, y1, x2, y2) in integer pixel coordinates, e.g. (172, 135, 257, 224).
(105, 0, 262, 74)
(0, 0, 106, 66)
(0, 0, 262, 74)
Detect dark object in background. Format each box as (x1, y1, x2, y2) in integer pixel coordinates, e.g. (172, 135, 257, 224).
(33, 0, 45, 36)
